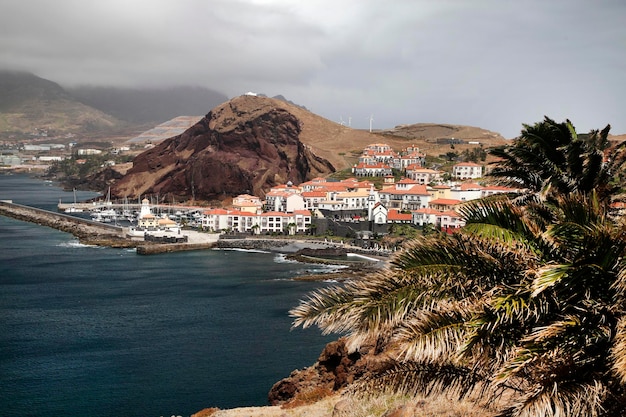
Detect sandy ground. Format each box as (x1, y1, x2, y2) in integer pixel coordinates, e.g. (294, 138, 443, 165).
(192, 395, 339, 417)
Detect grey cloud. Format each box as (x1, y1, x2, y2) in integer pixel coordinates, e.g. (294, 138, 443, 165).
(1, 0, 625, 137)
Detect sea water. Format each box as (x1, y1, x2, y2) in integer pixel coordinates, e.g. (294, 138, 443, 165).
(0, 174, 335, 417)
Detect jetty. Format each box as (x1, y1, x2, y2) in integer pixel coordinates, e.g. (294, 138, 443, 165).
(0, 200, 218, 253)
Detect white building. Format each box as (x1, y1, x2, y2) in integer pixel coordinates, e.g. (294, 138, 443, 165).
(452, 162, 483, 180)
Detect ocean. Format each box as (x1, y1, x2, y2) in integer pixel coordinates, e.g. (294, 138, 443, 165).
(0, 173, 336, 417)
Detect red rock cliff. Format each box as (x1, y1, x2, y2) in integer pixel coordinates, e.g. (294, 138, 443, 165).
(111, 95, 335, 201)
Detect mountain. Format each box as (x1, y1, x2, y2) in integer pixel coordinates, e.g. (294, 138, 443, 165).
(0, 70, 229, 138)
(110, 95, 337, 201)
(67, 85, 228, 124)
(0, 70, 123, 136)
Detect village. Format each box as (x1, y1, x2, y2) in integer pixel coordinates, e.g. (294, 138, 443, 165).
(122, 142, 516, 242)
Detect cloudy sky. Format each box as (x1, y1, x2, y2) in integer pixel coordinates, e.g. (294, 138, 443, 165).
(1, 0, 625, 137)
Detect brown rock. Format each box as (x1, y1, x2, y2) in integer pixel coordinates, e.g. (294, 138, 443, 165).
(111, 95, 335, 201)
(191, 407, 220, 417)
(268, 337, 389, 406)
(332, 398, 355, 417)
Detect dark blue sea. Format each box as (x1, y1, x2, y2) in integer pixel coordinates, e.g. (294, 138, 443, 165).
(0, 174, 335, 417)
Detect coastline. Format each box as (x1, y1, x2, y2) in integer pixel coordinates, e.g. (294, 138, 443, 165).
(0, 200, 390, 279)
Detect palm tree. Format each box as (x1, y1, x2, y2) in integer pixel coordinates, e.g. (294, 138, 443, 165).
(291, 192, 626, 416)
(488, 117, 626, 204)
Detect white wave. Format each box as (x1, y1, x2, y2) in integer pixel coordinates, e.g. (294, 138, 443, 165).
(347, 252, 382, 262)
(57, 240, 100, 249)
(273, 253, 299, 264)
(218, 247, 272, 254)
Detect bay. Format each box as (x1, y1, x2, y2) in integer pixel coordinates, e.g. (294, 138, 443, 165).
(0, 174, 335, 417)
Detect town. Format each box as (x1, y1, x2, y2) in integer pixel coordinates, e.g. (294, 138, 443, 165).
(52, 142, 516, 243)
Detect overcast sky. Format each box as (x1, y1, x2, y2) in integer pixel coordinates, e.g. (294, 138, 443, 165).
(1, 0, 625, 137)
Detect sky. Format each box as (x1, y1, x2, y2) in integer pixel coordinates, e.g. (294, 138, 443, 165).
(1, 0, 625, 138)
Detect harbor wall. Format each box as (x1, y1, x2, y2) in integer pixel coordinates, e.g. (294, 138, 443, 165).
(0, 200, 128, 244)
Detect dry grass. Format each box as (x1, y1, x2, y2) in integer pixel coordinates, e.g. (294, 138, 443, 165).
(215, 96, 509, 172)
(194, 391, 497, 417)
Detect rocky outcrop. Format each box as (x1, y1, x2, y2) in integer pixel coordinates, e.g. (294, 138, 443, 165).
(268, 338, 392, 406)
(111, 95, 335, 201)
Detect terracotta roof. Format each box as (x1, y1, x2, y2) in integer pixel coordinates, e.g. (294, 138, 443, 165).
(429, 198, 462, 206)
(387, 210, 412, 221)
(413, 208, 441, 215)
(459, 182, 483, 190)
(454, 162, 482, 167)
(302, 191, 327, 197)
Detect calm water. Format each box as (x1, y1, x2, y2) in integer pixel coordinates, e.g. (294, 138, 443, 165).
(0, 174, 335, 417)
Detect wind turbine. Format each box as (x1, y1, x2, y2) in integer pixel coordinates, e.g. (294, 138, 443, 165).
(339, 116, 345, 126)
(369, 114, 374, 132)
(348, 116, 352, 127)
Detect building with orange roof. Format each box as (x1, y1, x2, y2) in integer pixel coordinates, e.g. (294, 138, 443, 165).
(232, 194, 263, 213)
(480, 185, 520, 197)
(452, 162, 483, 179)
(428, 198, 463, 211)
(387, 209, 413, 223)
(352, 162, 393, 177)
(412, 207, 441, 227)
(200, 208, 312, 234)
(405, 166, 443, 184)
(378, 181, 430, 211)
(438, 210, 465, 231)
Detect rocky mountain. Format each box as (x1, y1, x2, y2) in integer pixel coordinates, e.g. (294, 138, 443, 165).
(110, 95, 337, 201)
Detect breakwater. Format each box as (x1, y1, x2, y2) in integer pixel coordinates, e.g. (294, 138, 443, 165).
(136, 242, 216, 255)
(0, 200, 132, 246)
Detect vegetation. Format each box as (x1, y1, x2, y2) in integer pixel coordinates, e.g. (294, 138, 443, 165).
(489, 116, 626, 204)
(47, 152, 133, 179)
(290, 117, 626, 417)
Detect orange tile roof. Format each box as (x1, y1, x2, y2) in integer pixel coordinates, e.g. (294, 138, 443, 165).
(387, 210, 413, 221)
(429, 198, 462, 205)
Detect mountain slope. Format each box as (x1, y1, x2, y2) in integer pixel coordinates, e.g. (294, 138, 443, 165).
(67, 85, 228, 124)
(111, 95, 336, 201)
(0, 70, 123, 136)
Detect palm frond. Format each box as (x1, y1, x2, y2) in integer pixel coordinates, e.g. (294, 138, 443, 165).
(354, 360, 484, 400)
(531, 264, 571, 297)
(610, 317, 626, 384)
(394, 301, 477, 363)
(500, 380, 607, 417)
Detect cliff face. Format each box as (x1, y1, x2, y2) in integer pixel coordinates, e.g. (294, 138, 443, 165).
(111, 95, 335, 201)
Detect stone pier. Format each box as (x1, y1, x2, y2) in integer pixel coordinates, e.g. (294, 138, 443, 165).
(0, 200, 133, 247)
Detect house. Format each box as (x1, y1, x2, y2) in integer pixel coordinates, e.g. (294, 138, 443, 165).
(481, 185, 519, 197)
(429, 185, 451, 200)
(301, 190, 327, 210)
(232, 194, 263, 213)
(264, 190, 305, 212)
(428, 198, 462, 212)
(387, 209, 413, 224)
(405, 166, 442, 184)
(352, 162, 393, 177)
(452, 162, 483, 179)
(437, 210, 465, 231)
(449, 182, 483, 201)
(412, 207, 441, 227)
(378, 180, 430, 211)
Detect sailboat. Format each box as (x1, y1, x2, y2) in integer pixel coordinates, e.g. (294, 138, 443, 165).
(65, 189, 83, 213)
(90, 187, 116, 222)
